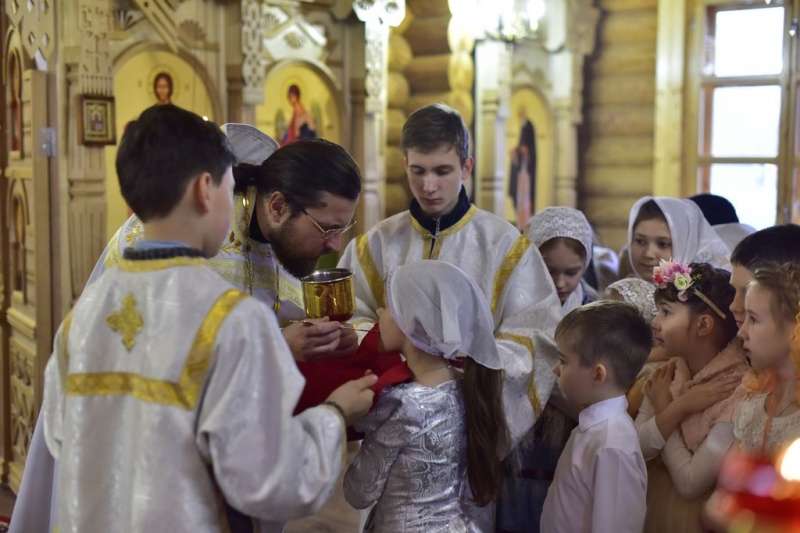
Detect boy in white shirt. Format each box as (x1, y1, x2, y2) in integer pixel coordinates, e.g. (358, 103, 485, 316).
(541, 301, 652, 533)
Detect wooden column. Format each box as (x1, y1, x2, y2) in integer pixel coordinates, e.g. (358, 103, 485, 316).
(653, 0, 686, 198)
(474, 39, 512, 215)
(354, 0, 405, 225)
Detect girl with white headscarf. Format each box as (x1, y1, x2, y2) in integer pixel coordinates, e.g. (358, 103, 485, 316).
(343, 260, 507, 532)
(627, 196, 731, 282)
(524, 206, 597, 317)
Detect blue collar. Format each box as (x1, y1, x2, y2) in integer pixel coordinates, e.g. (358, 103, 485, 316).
(409, 187, 471, 235)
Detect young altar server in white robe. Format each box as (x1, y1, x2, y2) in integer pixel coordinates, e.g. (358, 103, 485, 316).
(41, 104, 377, 533)
(12, 121, 373, 533)
(338, 103, 562, 455)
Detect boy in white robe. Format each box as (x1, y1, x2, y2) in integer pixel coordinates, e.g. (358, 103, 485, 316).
(41, 104, 377, 533)
(338, 103, 562, 454)
(13, 124, 375, 533)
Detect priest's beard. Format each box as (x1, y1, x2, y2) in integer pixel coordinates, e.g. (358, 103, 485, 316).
(267, 222, 321, 279)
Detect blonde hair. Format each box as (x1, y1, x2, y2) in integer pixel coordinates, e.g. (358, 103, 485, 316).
(750, 262, 800, 325)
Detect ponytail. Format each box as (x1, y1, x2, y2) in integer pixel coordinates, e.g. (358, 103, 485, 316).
(463, 358, 508, 506)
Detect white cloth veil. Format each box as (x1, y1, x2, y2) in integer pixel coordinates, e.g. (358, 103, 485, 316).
(524, 206, 594, 316)
(385, 260, 503, 370)
(221, 123, 279, 165)
(627, 196, 731, 274)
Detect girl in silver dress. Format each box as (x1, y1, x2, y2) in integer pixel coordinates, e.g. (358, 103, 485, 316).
(343, 260, 508, 532)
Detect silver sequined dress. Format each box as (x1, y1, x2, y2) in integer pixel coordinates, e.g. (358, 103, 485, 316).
(344, 378, 485, 532)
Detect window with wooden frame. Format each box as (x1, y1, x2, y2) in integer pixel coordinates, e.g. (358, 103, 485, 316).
(686, 0, 796, 229)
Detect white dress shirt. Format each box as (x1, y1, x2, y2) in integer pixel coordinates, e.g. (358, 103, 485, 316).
(541, 395, 647, 533)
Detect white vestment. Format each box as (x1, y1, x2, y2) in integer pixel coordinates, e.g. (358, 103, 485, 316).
(43, 257, 344, 533)
(12, 189, 314, 533)
(338, 205, 561, 454)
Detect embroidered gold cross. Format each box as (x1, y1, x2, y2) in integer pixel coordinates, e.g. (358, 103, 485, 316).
(106, 292, 144, 351)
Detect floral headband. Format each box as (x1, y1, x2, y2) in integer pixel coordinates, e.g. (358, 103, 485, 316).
(652, 259, 727, 319)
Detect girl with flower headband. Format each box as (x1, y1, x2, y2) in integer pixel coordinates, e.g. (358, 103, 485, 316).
(343, 260, 508, 532)
(634, 260, 747, 533)
(734, 262, 800, 456)
(626, 196, 731, 282)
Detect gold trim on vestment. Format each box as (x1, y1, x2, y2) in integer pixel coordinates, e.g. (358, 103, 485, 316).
(356, 234, 384, 308)
(496, 332, 542, 418)
(105, 226, 123, 269)
(67, 289, 247, 409)
(106, 219, 145, 269)
(408, 206, 478, 260)
(491, 237, 531, 314)
(105, 292, 144, 351)
(117, 257, 208, 272)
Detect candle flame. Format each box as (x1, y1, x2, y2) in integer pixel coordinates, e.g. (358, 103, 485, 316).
(779, 438, 800, 481)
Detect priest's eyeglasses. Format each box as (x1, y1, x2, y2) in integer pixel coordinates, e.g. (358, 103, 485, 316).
(299, 206, 356, 239)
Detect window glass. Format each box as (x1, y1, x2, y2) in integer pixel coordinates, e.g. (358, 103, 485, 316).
(713, 8, 784, 77)
(711, 86, 781, 157)
(709, 164, 778, 229)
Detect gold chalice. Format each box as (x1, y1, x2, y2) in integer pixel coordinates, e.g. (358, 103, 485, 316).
(300, 268, 356, 322)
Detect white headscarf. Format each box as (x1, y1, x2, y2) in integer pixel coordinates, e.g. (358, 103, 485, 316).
(713, 222, 756, 253)
(524, 206, 594, 265)
(605, 278, 658, 323)
(221, 123, 279, 165)
(627, 196, 731, 274)
(524, 206, 594, 315)
(385, 260, 503, 370)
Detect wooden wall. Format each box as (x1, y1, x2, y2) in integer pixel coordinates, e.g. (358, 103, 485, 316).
(579, 0, 659, 252)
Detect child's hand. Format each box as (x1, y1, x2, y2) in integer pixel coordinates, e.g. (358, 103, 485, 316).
(326, 373, 379, 426)
(645, 360, 676, 414)
(679, 374, 741, 415)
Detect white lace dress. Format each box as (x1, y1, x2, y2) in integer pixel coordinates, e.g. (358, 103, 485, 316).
(733, 393, 800, 455)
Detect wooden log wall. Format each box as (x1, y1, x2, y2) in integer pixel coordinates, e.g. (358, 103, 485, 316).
(385, 0, 475, 216)
(580, 0, 659, 252)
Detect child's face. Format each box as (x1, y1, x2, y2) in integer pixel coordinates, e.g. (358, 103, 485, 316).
(729, 264, 754, 331)
(739, 283, 794, 374)
(652, 300, 693, 356)
(377, 306, 405, 353)
(404, 145, 472, 219)
(630, 219, 672, 281)
(553, 336, 596, 408)
(543, 241, 585, 304)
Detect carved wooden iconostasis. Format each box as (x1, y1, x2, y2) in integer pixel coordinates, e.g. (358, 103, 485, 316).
(2, 24, 53, 492)
(105, 50, 219, 240)
(256, 62, 342, 146)
(505, 87, 553, 229)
